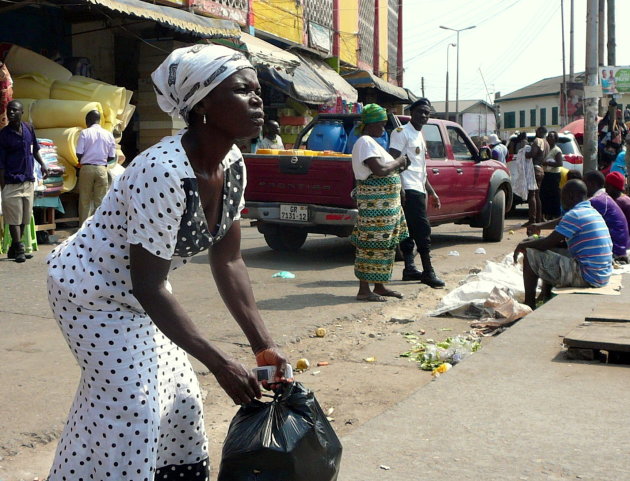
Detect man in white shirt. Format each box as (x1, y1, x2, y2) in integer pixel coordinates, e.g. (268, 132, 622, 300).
(488, 133, 508, 163)
(256, 120, 284, 151)
(389, 98, 444, 288)
(76, 110, 115, 225)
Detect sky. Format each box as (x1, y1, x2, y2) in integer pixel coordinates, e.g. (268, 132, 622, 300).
(402, 0, 630, 103)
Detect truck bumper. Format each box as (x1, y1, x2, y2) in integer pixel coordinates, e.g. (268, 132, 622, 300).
(242, 202, 358, 227)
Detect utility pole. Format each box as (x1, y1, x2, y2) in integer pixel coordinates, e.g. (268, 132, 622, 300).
(561, 0, 568, 126)
(607, 0, 615, 65)
(569, 0, 575, 80)
(598, 0, 605, 67)
(584, 0, 599, 174)
(421, 77, 425, 97)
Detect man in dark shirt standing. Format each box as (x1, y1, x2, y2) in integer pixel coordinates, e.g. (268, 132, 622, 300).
(0, 100, 48, 262)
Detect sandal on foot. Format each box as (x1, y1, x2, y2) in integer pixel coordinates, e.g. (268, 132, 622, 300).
(375, 290, 404, 299)
(356, 293, 387, 302)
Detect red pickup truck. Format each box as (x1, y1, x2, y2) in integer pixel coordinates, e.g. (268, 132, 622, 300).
(242, 113, 512, 251)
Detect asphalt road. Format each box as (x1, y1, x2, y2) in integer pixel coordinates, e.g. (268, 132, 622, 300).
(0, 209, 528, 480)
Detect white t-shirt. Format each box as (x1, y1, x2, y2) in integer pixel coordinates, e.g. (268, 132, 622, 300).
(491, 143, 508, 163)
(389, 122, 427, 193)
(351, 135, 396, 180)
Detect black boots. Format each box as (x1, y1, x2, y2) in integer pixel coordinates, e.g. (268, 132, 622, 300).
(11, 241, 26, 263)
(402, 251, 445, 288)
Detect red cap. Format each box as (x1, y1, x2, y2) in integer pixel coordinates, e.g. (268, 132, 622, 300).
(606, 171, 625, 191)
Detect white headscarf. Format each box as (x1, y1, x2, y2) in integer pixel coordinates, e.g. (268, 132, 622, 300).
(151, 44, 254, 124)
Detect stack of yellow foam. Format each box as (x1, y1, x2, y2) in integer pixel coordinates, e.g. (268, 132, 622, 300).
(6, 45, 132, 174)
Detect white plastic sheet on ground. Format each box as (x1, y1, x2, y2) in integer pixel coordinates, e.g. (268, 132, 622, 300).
(430, 254, 526, 318)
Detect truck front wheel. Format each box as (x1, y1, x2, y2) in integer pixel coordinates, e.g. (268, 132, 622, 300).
(264, 226, 308, 251)
(482, 190, 505, 242)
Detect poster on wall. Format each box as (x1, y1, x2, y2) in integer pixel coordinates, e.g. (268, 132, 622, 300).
(560, 81, 584, 122)
(599, 66, 630, 95)
(308, 22, 331, 53)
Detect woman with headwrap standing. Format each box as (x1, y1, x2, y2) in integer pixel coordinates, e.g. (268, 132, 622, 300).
(351, 104, 409, 302)
(46, 45, 289, 480)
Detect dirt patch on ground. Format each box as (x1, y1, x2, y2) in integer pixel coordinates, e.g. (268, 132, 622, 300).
(0, 264, 497, 481)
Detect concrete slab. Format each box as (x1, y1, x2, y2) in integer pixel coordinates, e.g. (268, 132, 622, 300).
(339, 278, 630, 481)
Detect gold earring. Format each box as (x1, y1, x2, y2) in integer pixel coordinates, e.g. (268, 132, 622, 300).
(203, 114, 207, 125)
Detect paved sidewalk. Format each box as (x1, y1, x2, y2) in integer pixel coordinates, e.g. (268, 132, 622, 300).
(340, 278, 630, 481)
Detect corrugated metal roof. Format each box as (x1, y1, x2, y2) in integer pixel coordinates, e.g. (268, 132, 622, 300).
(85, 0, 241, 38)
(342, 70, 410, 102)
(495, 73, 585, 102)
(212, 32, 301, 73)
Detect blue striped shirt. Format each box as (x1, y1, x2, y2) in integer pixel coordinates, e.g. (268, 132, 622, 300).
(555, 200, 613, 287)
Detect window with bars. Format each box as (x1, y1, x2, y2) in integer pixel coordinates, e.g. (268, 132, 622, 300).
(530, 109, 536, 127)
(387, 0, 398, 82)
(540, 108, 547, 126)
(552, 107, 559, 125)
(304, 0, 333, 28)
(358, 0, 375, 68)
(519, 110, 525, 127)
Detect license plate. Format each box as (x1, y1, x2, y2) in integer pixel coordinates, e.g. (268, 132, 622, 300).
(280, 204, 308, 221)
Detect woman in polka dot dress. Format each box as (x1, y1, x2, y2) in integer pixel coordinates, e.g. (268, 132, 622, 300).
(46, 45, 289, 481)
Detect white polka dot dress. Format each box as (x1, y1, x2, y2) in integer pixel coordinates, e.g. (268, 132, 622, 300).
(46, 130, 246, 480)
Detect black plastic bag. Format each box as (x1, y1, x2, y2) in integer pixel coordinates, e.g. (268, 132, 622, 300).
(218, 382, 342, 481)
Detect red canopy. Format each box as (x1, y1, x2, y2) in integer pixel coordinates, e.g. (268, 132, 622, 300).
(561, 118, 586, 135)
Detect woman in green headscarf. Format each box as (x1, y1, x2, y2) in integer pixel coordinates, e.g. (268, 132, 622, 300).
(350, 104, 409, 301)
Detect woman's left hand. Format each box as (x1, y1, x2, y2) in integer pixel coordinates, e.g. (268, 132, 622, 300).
(430, 193, 441, 209)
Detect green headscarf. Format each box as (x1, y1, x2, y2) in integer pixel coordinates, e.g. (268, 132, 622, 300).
(356, 103, 387, 135)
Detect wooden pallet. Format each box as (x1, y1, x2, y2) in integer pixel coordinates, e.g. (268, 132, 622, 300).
(564, 321, 630, 353)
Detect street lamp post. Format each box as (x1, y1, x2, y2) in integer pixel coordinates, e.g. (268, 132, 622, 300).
(445, 42, 456, 122)
(440, 25, 476, 125)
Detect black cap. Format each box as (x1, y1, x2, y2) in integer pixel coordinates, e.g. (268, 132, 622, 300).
(409, 98, 432, 111)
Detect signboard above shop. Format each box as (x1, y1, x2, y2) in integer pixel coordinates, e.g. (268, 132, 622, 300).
(190, 0, 248, 25)
(600, 66, 630, 95)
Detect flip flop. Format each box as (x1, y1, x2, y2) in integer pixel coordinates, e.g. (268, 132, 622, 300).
(356, 293, 387, 302)
(376, 290, 404, 299)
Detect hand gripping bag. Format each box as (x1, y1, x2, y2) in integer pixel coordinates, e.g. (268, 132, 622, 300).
(218, 382, 342, 481)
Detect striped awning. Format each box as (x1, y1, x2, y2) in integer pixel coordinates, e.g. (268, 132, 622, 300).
(84, 0, 240, 38)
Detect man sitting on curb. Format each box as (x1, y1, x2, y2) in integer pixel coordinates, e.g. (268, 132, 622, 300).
(514, 179, 612, 310)
(528, 170, 629, 264)
(605, 171, 630, 231)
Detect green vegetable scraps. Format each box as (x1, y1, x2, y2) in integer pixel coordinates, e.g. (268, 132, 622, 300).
(401, 335, 481, 371)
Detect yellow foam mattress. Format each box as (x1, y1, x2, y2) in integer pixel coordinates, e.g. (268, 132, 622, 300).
(30, 99, 104, 129)
(50, 80, 126, 125)
(12, 74, 53, 99)
(36, 127, 82, 166)
(56, 156, 77, 193)
(4, 45, 72, 82)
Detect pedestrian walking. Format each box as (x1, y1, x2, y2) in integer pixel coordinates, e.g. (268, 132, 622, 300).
(76, 109, 116, 225)
(45, 45, 289, 480)
(539, 131, 564, 219)
(350, 103, 409, 302)
(389, 97, 445, 288)
(0, 100, 48, 262)
(524, 126, 549, 225)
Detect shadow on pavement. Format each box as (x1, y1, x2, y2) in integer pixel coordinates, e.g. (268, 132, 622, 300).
(256, 293, 351, 310)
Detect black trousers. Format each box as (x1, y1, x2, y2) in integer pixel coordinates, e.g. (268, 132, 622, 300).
(400, 189, 431, 258)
